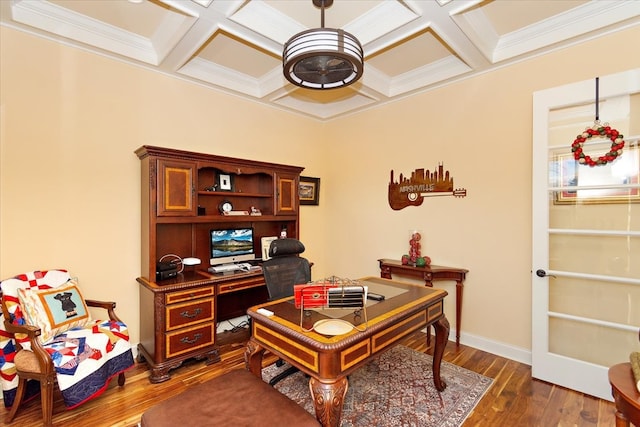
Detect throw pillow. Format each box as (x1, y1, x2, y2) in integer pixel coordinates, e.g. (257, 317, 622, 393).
(18, 279, 92, 343)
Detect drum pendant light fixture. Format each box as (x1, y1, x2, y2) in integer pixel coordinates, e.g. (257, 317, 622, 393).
(283, 0, 363, 90)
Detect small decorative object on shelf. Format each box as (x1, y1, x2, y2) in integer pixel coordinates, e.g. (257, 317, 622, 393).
(218, 200, 233, 214)
(402, 230, 431, 267)
(222, 210, 249, 216)
(217, 173, 234, 191)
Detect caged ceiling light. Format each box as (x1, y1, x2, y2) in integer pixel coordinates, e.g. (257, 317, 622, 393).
(283, 0, 363, 90)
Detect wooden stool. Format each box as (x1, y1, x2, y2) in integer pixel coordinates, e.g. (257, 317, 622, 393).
(140, 369, 319, 427)
(609, 363, 640, 427)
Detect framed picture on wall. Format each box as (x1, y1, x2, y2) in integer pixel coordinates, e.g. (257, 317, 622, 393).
(299, 176, 320, 205)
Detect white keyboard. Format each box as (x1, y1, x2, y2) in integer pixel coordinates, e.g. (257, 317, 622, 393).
(208, 263, 253, 273)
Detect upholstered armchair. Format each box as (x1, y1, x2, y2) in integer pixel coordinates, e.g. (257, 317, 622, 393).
(0, 269, 135, 426)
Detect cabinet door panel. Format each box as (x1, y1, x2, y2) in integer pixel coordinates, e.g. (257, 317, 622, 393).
(158, 159, 196, 216)
(276, 173, 298, 215)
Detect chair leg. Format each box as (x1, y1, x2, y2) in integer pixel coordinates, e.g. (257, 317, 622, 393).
(269, 366, 300, 387)
(6, 377, 27, 423)
(118, 372, 126, 387)
(41, 376, 55, 427)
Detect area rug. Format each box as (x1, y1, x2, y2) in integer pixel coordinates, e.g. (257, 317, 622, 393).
(262, 345, 493, 426)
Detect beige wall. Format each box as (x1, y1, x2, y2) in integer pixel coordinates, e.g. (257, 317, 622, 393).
(0, 27, 326, 343)
(314, 25, 640, 352)
(2, 25, 639, 357)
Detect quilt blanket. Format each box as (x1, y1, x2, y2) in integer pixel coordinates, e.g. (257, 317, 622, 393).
(0, 270, 134, 409)
(45, 320, 134, 408)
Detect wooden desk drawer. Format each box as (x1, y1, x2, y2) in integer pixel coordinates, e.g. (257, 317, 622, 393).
(166, 323, 215, 359)
(166, 286, 214, 304)
(218, 276, 265, 294)
(165, 298, 215, 331)
(372, 311, 427, 353)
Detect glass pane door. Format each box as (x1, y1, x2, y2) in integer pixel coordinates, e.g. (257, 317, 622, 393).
(532, 69, 640, 400)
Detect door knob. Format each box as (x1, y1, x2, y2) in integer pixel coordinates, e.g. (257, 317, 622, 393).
(535, 269, 556, 278)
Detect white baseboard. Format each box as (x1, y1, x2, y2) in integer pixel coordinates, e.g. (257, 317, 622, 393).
(457, 331, 531, 365)
(420, 328, 531, 365)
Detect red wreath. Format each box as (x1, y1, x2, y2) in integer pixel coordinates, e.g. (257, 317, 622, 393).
(571, 123, 625, 167)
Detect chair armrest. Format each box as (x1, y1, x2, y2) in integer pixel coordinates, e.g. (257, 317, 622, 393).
(3, 320, 42, 338)
(85, 299, 122, 322)
(2, 321, 54, 375)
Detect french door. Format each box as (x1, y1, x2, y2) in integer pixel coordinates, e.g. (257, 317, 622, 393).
(531, 69, 640, 400)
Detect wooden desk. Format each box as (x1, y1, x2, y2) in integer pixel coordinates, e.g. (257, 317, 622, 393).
(609, 363, 640, 427)
(136, 269, 268, 382)
(378, 259, 468, 346)
(245, 276, 449, 427)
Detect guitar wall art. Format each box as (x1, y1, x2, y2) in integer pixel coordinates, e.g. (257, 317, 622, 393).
(388, 163, 467, 210)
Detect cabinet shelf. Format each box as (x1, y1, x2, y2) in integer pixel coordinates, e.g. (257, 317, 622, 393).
(155, 214, 297, 224)
(198, 191, 272, 198)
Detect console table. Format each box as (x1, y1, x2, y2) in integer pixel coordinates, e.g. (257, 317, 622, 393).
(378, 258, 468, 346)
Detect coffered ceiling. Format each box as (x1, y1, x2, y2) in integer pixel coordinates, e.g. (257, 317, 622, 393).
(1, 0, 639, 120)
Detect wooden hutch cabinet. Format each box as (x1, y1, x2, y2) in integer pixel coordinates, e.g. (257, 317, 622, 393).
(135, 146, 303, 382)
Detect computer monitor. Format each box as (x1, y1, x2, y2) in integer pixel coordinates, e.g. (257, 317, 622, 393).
(209, 227, 255, 266)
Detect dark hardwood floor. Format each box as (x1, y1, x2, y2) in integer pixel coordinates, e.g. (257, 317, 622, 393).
(3, 329, 617, 426)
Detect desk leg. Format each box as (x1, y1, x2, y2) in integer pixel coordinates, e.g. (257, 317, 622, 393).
(424, 280, 433, 347)
(614, 409, 630, 427)
(244, 338, 265, 378)
(380, 266, 392, 280)
(309, 377, 348, 427)
(455, 280, 463, 346)
(426, 278, 462, 347)
(431, 315, 449, 392)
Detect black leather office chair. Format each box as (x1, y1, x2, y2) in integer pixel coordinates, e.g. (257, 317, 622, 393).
(262, 238, 311, 386)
